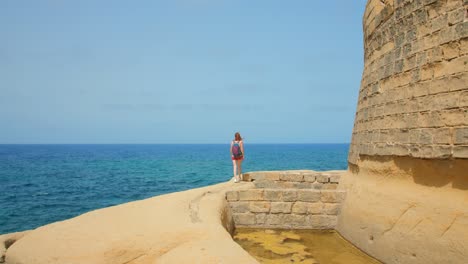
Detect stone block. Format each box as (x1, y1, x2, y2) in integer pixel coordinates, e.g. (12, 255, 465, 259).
(461, 38, 468, 55)
(280, 172, 303, 182)
(413, 145, 437, 158)
(378, 129, 390, 142)
(302, 172, 317, 182)
(454, 127, 468, 144)
(446, 0, 463, 10)
(429, 77, 450, 95)
(251, 172, 280, 181)
(308, 202, 324, 214)
(440, 56, 467, 77)
(391, 144, 410, 156)
(408, 144, 420, 157)
(311, 183, 324, 190)
(270, 202, 292, 213)
(394, 47, 403, 60)
(431, 14, 448, 33)
(249, 202, 270, 213)
(264, 190, 282, 201)
(238, 190, 263, 201)
(255, 214, 267, 225)
(274, 181, 296, 189)
(441, 42, 459, 60)
(226, 191, 238, 201)
(416, 52, 427, 67)
(453, 146, 468, 158)
(414, 8, 428, 25)
(230, 201, 249, 213)
(233, 213, 255, 225)
(324, 203, 341, 215)
(254, 180, 280, 189)
(321, 191, 346, 203)
(454, 21, 468, 39)
(297, 190, 321, 202)
(265, 214, 285, 226)
(396, 129, 410, 143)
(432, 145, 452, 158)
(322, 184, 339, 190)
(242, 173, 253, 182)
(406, 28, 417, 42)
(420, 64, 434, 80)
(417, 23, 431, 39)
(293, 182, 314, 189)
(282, 190, 297, 202)
(309, 215, 338, 229)
(460, 91, 468, 107)
(329, 174, 341, 183)
(432, 128, 452, 144)
(416, 111, 437, 128)
(316, 173, 329, 183)
(419, 129, 433, 144)
(395, 32, 405, 47)
(428, 47, 444, 63)
(292, 202, 309, 214)
(403, 43, 413, 57)
(284, 214, 307, 227)
(439, 109, 467, 126)
(448, 73, 468, 92)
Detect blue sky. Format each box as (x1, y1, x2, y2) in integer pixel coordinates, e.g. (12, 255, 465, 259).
(1, 0, 367, 144)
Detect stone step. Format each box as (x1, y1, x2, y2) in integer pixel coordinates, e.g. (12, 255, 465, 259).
(242, 170, 342, 184)
(253, 180, 338, 190)
(226, 189, 346, 203)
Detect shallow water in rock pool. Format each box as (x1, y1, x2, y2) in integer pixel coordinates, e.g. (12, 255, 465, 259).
(233, 228, 381, 264)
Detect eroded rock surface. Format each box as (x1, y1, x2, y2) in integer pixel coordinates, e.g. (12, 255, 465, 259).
(4, 182, 257, 264)
(0, 231, 29, 263)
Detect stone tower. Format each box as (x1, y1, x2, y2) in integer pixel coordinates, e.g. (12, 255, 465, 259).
(337, 0, 468, 263)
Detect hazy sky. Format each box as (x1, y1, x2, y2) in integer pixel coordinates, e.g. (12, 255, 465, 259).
(1, 0, 367, 144)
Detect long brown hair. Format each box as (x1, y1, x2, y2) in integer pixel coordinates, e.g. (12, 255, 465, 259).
(234, 132, 242, 141)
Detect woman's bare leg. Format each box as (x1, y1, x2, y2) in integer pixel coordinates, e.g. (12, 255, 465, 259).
(232, 160, 238, 181)
(237, 160, 243, 181)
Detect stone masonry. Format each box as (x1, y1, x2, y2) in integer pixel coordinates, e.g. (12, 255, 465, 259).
(226, 171, 346, 229)
(348, 0, 468, 164)
(338, 2, 468, 263)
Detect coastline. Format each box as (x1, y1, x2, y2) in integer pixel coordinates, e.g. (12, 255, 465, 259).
(0, 143, 349, 235)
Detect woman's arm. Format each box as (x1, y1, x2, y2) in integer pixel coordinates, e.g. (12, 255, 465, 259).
(230, 141, 233, 156)
(240, 141, 244, 155)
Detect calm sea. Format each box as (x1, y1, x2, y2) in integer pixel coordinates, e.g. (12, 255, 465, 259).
(0, 144, 349, 234)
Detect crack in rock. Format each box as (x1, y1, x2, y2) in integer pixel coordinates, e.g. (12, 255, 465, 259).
(382, 204, 415, 235)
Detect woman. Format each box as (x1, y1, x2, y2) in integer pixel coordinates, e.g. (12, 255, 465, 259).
(230, 132, 244, 183)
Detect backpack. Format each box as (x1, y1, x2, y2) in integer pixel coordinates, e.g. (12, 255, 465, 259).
(231, 141, 243, 158)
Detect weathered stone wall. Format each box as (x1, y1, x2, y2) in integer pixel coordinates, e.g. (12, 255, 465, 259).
(349, 0, 468, 163)
(339, 1, 468, 263)
(226, 171, 346, 229)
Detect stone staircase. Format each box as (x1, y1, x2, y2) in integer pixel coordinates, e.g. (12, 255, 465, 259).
(226, 170, 346, 229)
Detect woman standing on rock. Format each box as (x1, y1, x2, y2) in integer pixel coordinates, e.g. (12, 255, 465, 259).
(231, 132, 244, 183)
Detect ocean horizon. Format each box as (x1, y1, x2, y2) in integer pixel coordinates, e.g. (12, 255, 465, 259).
(0, 143, 349, 234)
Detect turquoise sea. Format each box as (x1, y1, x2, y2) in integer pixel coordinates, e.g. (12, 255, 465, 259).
(0, 144, 349, 234)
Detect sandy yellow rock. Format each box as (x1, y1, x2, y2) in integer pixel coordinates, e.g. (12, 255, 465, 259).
(4, 182, 258, 264)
